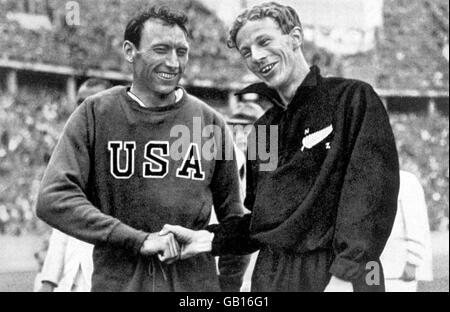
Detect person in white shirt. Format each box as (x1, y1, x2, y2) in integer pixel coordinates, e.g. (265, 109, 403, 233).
(381, 170, 433, 292)
(35, 229, 94, 292)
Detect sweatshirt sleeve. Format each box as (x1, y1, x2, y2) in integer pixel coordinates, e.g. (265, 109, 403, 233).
(36, 102, 148, 255)
(329, 84, 399, 282)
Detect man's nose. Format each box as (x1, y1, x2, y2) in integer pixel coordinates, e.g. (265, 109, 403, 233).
(165, 50, 179, 69)
(251, 46, 268, 63)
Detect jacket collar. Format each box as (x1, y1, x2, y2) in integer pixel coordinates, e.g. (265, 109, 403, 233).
(236, 66, 321, 110)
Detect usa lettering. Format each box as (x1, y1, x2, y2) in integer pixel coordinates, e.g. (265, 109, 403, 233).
(108, 141, 136, 179)
(108, 141, 205, 180)
(143, 141, 169, 179)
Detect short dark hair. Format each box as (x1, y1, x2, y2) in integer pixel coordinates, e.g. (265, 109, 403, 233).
(227, 2, 302, 49)
(124, 6, 189, 49)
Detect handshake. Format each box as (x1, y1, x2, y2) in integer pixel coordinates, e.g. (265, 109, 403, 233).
(139, 225, 215, 264)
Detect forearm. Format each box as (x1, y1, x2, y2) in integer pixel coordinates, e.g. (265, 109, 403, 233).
(39, 185, 146, 253)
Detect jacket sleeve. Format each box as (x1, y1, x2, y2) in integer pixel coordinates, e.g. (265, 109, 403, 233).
(209, 122, 251, 291)
(38, 229, 68, 286)
(329, 84, 399, 282)
(36, 102, 148, 255)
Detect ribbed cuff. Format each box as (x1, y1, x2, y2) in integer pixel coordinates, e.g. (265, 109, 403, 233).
(107, 222, 149, 255)
(205, 224, 223, 256)
(329, 257, 366, 281)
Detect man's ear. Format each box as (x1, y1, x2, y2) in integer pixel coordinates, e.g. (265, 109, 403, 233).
(123, 40, 136, 63)
(289, 26, 303, 50)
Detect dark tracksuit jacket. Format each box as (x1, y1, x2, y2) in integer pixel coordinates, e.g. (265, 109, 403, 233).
(36, 86, 248, 292)
(207, 66, 399, 292)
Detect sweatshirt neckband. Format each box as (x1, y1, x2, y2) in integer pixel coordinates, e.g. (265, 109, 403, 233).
(124, 86, 186, 113)
(128, 86, 183, 108)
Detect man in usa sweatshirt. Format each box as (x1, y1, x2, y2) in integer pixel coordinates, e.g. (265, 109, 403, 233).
(36, 6, 248, 292)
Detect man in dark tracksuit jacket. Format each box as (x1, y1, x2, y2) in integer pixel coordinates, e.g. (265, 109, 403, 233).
(161, 2, 399, 292)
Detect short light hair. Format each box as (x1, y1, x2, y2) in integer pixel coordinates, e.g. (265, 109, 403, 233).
(227, 2, 303, 49)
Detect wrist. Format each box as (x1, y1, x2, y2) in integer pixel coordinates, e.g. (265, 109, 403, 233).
(197, 230, 214, 253)
(139, 233, 151, 253)
(140, 233, 160, 256)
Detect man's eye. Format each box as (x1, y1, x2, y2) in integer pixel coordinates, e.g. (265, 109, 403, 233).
(261, 39, 270, 46)
(241, 51, 251, 58)
(177, 49, 187, 56)
(154, 48, 167, 54)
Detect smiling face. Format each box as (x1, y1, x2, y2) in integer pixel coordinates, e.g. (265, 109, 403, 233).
(236, 17, 300, 94)
(131, 19, 189, 96)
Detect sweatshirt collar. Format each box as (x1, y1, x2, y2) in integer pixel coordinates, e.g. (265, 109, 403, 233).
(128, 86, 183, 108)
(123, 86, 187, 113)
(236, 66, 321, 110)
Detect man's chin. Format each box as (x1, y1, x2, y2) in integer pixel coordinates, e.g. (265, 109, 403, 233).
(257, 74, 277, 88)
(154, 85, 178, 96)
(263, 79, 279, 90)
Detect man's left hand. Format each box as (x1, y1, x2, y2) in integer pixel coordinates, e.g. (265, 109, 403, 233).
(324, 276, 353, 292)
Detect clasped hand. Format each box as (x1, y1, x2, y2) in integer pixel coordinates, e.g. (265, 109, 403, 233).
(139, 225, 214, 264)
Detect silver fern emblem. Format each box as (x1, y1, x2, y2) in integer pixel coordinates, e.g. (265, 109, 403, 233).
(301, 125, 333, 152)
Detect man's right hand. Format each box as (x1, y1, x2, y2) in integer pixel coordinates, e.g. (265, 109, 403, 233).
(159, 224, 214, 260)
(140, 232, 180, 264)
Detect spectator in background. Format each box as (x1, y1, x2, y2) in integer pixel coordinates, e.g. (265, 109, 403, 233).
(227, 102, 265, 200)
(223, 102, 265, 292)
(34, 78, 112, 292)
(76, 78, 113, 106)
(206, 103, 265, 292)
(228, 102, 266, 153)
(0, 205, 10, 234)
(381, 170, 433, 292)
(35, 229, 94, 292)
